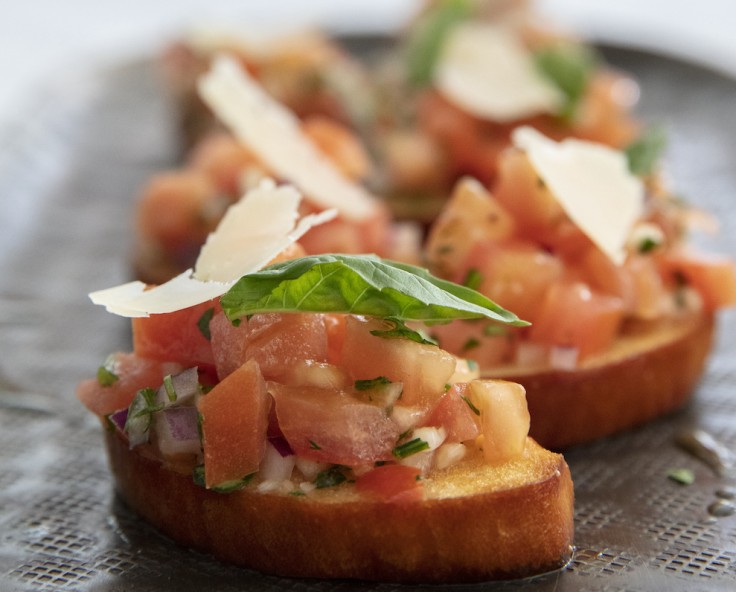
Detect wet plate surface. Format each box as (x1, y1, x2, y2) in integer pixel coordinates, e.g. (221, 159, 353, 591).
(0, 44, 735, 591)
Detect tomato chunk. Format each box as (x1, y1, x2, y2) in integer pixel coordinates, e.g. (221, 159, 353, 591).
(658, 250, 736, 310)
(341, 316, 456, 408)
(529, 281, 625, 360)
(355, 464, 423, 503)
(270, 384, 400, 466)
(76, 353, 182, 417)
(132, 300, 216, 368)
(197, 359, 270, 489)
(423, 384, 480, 443)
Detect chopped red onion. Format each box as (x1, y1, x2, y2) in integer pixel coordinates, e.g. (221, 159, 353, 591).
(268, 435, 294, 457)
(108, 408, 128, 435)
(154, 406, 201, 457)
(155, 367, 200, 407)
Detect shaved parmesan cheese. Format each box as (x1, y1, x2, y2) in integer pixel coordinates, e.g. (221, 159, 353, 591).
(512, 126, 644, 265)
(90, 179, 336, 317)
(197, 55, 376, 222)
(435, 23, 563, 122)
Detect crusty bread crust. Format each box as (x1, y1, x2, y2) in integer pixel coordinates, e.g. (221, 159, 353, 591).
(105, 431, 574, 583)
(488, 310, 715, 449)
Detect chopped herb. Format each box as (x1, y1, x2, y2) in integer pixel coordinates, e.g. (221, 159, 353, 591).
(315, 466, 348, 489)
(375, 460, 387, 467)
(466, 359, 479, 372)
(97, 365, 119, 387)
(231, 318, 241, 327)
(444, 383, 452, 392)
(370, 318, 439, 346)
(289, 490, 306, 497)
(638, 236, 661, 254)
(667, 468, 695, 486)
(462, 337, 480, 351)
(534, 43, 598, 120)
(128, 388, 162, 421)
(483, 324, 507, 337)
(393, 437, 430, 459)
(197, 307, 215, 341)
(461, 395, 481, 416)
(192, 465, 255, 492)
(162, 374, 177, 402)
(308, 439, 322, 450)
(625, 126, 667, 177)
(462, 268, 484, 290)
(355, 376, 392, 391)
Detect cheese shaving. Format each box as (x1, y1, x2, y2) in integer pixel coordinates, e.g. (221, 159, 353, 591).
(512, 126, 644, 265)
(90, 180, 336, 317)
(197, 55, 376, 222)
(435, 23, 563, 122)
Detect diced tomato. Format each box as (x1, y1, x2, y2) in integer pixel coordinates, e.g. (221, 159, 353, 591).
(247, 313, 329, 381)
(463, 239, 563, 326)
(355, 464, 423, 503)
(210, 312, 328, 381)
(76, 353, 182, 418)
(529, 281, 625, 360)
(430, 320, 514, 369)
(658, 249, 736, 310)
(270, 384, 400, 465)
(209, 310, 248, 379)
(425, 177, 516, 278)
(188, 131, 260, 195)
(132, 300, 217, 368)
(469, 379, 530, 464)
(197, 359, 270, 489)
(301, 115, 372, 181)
(323, 313, 346, 366)
(135, 170, 217, 253)
(341, 316, 456, 408)
(422, 384, 480, 443)
(492, 149, 589, 255)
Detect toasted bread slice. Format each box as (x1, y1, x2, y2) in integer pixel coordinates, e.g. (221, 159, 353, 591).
(487, 310, 714, 449)
(105, 430, 574, 583)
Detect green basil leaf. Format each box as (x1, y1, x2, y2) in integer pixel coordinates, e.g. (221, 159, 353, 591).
(534, 43, 598, 119)
(405, 0, 473, 87)
(625, 125, 667, 177)
(220, 254, 527, 327)
(370, 318, 438, 345)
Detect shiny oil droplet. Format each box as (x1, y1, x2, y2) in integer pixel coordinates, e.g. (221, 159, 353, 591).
(708, 499, 736, 517)
(715, 486, 736, 500)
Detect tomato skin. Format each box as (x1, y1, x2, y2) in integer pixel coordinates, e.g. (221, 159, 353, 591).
(423, 384, 480, 443)
(197, 359, 271, 489)
(132, 300, 216, 368)
(188, 132, 259, 196)
(76, 353, 182, 418)
(270, 384, 400, 466)
(355, 464, 423, 503)
(529, 281, 625, 360)
(301, 115, 372, 181)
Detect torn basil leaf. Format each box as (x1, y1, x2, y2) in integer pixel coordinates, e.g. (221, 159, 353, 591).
(534, 43, 598, 119)
(220, 254, 527, 329)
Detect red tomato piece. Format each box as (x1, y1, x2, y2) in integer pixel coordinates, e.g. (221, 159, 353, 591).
(76, 352, 182, 418)
(423, 384, 480, 443)
(270, 384, 400, 466)
(355, 464, 424, 503)
(658, 249, 736, 310)
(529, 281, 625, 360)
(132, 300, 217, 368)
(197, 359, 270, 489)
(341, 316, 456, 408)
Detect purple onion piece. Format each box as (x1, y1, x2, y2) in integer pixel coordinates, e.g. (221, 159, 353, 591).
(269, 435, 294, 457)
(108, 408, 128, 434)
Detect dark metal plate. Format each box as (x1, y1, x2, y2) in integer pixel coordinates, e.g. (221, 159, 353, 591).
(1, 45, 735, 591)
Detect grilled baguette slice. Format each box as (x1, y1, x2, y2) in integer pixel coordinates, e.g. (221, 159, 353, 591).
(105, 431, 574, 583)
(488, 310, 714, 449)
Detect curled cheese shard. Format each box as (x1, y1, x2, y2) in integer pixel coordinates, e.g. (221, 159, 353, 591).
(435, 23, 564, 122)
(197, 55, 376, 222)
(512, 126, 644, 265)
(90, 180, 336, 317)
